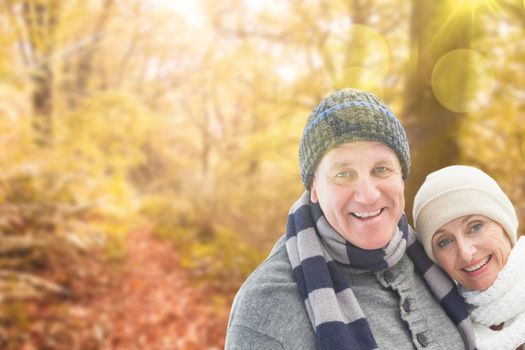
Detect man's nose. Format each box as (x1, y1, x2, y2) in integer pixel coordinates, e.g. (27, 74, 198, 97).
(353, 177, 380, 204)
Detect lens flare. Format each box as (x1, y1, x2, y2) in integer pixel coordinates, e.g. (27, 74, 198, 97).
(455, 0, 501, 12)
(431, 49, 495, 113)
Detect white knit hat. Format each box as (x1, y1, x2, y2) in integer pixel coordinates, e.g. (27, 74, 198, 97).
(412, 165, 518, 263)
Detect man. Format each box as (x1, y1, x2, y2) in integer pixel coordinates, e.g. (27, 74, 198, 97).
(225, 89, 475, 350)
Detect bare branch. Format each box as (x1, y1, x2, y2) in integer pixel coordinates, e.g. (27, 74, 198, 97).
(0, 269, 70, 302)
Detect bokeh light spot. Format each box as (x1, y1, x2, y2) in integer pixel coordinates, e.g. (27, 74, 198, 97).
(431, 49, 495, 113)
(322, 25, 390, 91)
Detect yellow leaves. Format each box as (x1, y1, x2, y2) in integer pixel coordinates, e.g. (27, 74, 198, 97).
(55, 0, 100, 45)
(322, 25, 390, 92)
(459, 94, 524, 163)
(457, 89, 525, 222)
(55, 91, 152, 176)
(179, 225, 265, 292)
(0, 88, 148, 260)
(0, 83, 34, 166)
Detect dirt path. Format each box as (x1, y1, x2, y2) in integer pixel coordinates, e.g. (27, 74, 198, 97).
(4, 230, 230, 350)
(95, 230, 228, 350)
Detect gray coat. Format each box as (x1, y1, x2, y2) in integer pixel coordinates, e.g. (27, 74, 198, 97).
(225, 235, 465, 350)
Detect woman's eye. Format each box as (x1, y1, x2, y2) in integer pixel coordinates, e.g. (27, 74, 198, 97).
(469, 223, 483, 233)
(437, 238, 453, 248)
(335, 171, 349, 178)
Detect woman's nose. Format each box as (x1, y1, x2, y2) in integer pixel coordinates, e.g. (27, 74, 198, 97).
(458, 240, 477, 262)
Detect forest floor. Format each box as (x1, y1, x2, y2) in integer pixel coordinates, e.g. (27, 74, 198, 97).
(0, 229, 232, 350)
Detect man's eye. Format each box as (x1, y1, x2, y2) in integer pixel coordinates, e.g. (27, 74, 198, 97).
(437, 238, 453, 248)
(374, 166, 390, 174)
(335, 171, 349, 178)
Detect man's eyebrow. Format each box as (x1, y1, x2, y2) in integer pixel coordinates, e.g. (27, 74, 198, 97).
(331, 162, 352, 168)
(375, 159, 397, 165)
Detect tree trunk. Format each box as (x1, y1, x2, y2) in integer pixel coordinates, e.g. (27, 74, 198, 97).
(403, 0, 474, 219)
(19, 0, 62, 147)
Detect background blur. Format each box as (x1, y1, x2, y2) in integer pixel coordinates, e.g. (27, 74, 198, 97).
(0, 0, 524, 349)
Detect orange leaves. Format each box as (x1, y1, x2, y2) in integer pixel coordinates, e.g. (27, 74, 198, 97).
(1, 229, 231, 349)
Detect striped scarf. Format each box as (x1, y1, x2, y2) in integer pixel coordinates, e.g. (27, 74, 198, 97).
(285, 192, 476, 350)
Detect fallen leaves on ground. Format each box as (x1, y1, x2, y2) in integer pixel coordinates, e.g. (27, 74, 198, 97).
(0, 229, 232, 350)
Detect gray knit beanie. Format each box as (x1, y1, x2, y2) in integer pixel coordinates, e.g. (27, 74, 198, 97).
(412, 165, 518, 263)
(299, 88, 410, 190)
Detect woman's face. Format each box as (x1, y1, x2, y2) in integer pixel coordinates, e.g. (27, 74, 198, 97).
(432, 215, 512, 291)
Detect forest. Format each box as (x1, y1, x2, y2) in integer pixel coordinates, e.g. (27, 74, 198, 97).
(0, 0, 524, 349)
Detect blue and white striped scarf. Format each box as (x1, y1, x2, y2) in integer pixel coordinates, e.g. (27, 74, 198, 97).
(285, 192, 476, 350)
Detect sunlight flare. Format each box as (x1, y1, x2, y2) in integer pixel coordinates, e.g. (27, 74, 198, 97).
(431, 49, 495, 113)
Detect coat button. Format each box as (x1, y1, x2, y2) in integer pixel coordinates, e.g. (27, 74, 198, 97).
(416, 332, 429, 347)
(402, 298, 412, 312)
(383, 270, 395, 284)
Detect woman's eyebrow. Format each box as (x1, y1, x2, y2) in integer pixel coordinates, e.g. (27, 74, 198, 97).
(433, 229, 447, 238)
(461, 215, 475, 224)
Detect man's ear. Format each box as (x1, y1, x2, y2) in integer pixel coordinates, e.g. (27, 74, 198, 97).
(310, 179, 319, 203)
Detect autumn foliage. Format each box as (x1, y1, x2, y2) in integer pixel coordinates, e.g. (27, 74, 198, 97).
(0, 229, 231, 349)
(1, 0, 525, 349)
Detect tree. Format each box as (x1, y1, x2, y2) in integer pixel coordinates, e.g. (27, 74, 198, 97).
(3, 0, 65, 146)
(403, 0, 480, 217)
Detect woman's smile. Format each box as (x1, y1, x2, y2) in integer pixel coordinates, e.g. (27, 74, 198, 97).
(461, 255, 491, 274)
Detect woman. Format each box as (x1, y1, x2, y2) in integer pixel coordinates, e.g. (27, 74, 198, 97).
(412, 165, 525, 350)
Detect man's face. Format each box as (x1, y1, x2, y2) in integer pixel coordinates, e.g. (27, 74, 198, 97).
(310, 141, 405, 249)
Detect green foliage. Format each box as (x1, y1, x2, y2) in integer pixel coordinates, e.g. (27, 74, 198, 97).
(140, 194, 265, 292)
(0, 87, 151, 291)
(180, 226, 265, 292)
(1, 301, 31, 329)
(55, 91, 152, 176)
(0, 152, 121, 267)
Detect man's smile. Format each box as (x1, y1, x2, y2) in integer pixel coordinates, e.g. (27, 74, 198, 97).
(351, 208, 384, 220)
